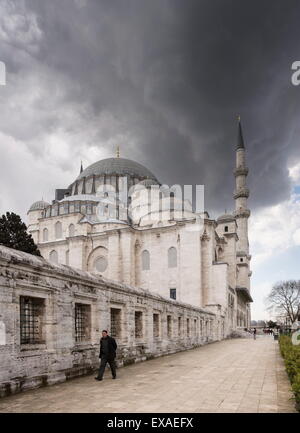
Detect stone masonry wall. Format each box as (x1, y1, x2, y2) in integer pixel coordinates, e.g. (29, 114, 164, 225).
(0, 245, 219, 398)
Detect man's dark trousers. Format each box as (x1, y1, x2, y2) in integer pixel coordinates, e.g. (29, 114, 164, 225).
(98, 356, 116, 379)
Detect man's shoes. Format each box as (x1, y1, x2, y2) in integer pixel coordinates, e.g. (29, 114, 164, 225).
(112, 376, 116, 379)
(95, 377, 102, 381)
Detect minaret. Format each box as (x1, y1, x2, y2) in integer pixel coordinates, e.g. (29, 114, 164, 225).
(234, 117, 250, 255)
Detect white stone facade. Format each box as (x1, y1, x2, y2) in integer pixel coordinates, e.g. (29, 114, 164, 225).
(0, 245, 218, 397)
(27, 123, 252, 337)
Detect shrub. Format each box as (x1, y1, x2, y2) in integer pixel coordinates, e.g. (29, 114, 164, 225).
(279, 335, 300, 410)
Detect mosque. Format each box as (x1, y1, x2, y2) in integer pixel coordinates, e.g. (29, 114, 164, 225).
(27, 120, 252, 334)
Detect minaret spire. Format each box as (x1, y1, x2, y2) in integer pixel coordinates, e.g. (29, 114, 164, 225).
(237, 116, 245, 150)
(80, 160, 83, 173)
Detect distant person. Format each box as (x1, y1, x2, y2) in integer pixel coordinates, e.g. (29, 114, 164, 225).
(253, 327, 257, 340)
(95, 330, 117, 381)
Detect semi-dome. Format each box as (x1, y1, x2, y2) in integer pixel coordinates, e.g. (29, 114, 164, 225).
(76, 157, 158, 182)
(28, 200, 50, 212)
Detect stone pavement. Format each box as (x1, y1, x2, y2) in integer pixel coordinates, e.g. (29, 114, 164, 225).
(0, 336, 296, 413)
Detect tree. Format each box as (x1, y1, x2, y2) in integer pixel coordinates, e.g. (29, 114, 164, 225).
(267, 320, 277, 329)
(266, 281, 300, 324)
(0, 212, 41, 256)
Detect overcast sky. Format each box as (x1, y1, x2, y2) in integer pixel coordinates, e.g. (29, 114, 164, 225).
(1, 0, 300, 320)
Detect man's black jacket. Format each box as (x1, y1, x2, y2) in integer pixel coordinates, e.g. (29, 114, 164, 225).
(99, 336, 117, 360)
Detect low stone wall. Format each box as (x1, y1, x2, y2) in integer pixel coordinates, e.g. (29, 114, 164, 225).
(0, 246, 219, 397)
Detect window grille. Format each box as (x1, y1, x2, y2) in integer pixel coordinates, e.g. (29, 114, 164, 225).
(170, 288, 176, 300)
(167, 315, 172, 338)
(153, 313, 160, 338)
(187, 318, 190, 337)
(75, 304, 90, 342)
(20, 296, 44, 344)
(178, 316, 182, 336)
(135, 311, 143, 338)
(110, 308, 121, 338)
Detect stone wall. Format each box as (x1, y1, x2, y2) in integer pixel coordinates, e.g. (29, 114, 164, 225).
(0, 246, 219, 398)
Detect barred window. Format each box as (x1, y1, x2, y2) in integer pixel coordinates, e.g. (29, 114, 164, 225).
(75, 303, 91, 343)
(167, 315, 172, 338)
(153, 313, 160, 338)
(170, 288, 176, 300)
(194, 318, 197, 336)
(178, 316, 182, 337)
(187, 318, 190, 337)
(20, 296, 45, 345)
(110, 308, 121, 338)
(135, 311, 143, 339)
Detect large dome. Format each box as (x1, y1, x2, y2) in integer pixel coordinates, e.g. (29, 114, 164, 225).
(76, 157, 158, 182)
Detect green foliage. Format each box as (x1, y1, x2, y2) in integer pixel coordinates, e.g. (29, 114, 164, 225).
(267, 320, 277, 328)
(0, 212, 41, 256)
(279, 335, 300, 410)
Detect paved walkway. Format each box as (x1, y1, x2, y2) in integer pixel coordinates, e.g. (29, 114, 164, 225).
(0, 336, 296, 413)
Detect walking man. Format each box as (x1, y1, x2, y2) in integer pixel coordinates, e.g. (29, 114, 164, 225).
(253, 327, 257, 340)
(95, 330, 117, 381)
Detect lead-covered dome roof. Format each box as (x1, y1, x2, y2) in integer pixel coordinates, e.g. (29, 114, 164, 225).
(28, 200, 50, 212)
(76, 157, 158, 182)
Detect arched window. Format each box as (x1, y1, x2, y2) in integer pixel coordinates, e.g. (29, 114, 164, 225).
(55, 221, 62, 239)
(66, 250, 69, 266)
(69, 224, 75, 237)
(141, 250, 150, 271)
(94, 256, 108, 273)
(168, 247, 177, 268)
(43, 228, 48, 242)
(49, 250, 58, 264)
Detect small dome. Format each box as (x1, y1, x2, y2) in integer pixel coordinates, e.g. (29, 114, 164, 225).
(28, 200, 50, 212)
(217, 213, 235, 222)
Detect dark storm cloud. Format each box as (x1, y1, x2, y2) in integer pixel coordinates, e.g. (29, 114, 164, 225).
(2, 0, 300, 217)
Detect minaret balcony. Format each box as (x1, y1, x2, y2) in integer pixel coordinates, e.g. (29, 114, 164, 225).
(234, 208, 251, 218)
(234, 167, 249, 177)
(234, 187, 249, 199)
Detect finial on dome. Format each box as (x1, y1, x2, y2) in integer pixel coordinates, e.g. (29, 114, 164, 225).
(116, 145, 120, 158)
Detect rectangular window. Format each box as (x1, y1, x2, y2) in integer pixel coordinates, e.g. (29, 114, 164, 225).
(167, 315, 172, 338)
(170, 288, 176, 300)
(200, 320, 203, 337)
(153, 313, 160, 338)
(187, 318, 190, 337)
(75, 303, 91, 343)
(110, 308, 122, 338)
(178, 316, 182, 337)
(135, 311, 143, 339)
(20, 296, 45, 345)
(194, 318, 197, 336)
